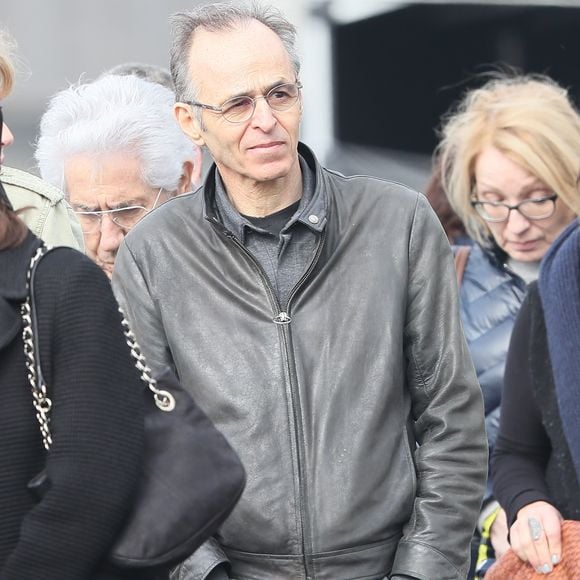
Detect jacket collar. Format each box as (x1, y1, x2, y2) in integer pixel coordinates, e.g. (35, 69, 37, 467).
(480, 238, 509, 268)
(0, 231, 41, 351)
(202, 142, 326, 231)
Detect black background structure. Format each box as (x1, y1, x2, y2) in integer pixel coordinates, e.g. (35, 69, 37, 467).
(334, 4, 580, 155)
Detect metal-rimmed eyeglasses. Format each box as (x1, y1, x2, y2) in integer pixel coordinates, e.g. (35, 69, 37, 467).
(184, 81, 303, 124)
(73, 188, 163, 234)
(471, 194, 558, 223)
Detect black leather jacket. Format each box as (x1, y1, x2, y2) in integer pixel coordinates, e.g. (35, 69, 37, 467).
(113, 144, 487, 580)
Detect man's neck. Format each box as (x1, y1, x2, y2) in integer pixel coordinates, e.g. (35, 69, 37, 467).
(218, 161, 303, 217)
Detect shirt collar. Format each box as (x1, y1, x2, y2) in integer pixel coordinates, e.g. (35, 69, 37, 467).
(213, 153, 326, 243)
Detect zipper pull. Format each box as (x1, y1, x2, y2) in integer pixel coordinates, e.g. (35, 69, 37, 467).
(273, 311, 291, 325)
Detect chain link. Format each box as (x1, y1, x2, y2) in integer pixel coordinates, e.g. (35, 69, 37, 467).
(21, 246, 53, 450)
(21, 246, 176, 453)
(119, 314, 176, 412)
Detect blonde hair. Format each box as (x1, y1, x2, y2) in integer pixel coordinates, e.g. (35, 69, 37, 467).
(437, 75, 580, 247)
(0, 28, 15, 99)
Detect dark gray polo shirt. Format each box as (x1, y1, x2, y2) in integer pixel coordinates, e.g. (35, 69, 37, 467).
(214, 156, 326, 308)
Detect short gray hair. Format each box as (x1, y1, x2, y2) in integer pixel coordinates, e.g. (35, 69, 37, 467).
(170, 1, 300, 102)
(102, 62, 174, 92)
(35, 74, 195, 193)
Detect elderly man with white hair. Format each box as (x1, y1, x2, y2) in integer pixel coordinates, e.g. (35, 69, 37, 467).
(35, 74, 200, 277)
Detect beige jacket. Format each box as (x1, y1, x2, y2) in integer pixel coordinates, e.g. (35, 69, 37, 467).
(1, 166, 84, 251)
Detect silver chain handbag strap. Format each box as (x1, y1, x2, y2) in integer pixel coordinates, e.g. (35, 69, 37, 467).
(118, 313, 176, 412)
(21, 246, 176, 452)
(21, 246, 53, 450)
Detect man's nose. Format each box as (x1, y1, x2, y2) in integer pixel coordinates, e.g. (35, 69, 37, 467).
(250, 98, 277, 130)
(97, 214, 125, 254)
(505, 207, 531, 234)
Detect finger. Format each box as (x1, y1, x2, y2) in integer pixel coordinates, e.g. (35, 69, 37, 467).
(509, 521, 528, 563)
(543, 516, 563, 567)
(527, 517, 553, 574)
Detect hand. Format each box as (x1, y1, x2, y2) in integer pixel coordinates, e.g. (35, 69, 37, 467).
(490, 508, 510, 559)
(509, 501, 563, 574)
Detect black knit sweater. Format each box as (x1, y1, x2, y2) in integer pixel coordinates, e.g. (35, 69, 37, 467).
(492, 282, 580, 526)
(0, 233, 145, 580)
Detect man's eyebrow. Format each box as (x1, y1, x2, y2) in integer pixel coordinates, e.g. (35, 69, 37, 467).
(71, 203, 97, 212)
(71, 198, 146, 211)
(224, 79, 292, 101)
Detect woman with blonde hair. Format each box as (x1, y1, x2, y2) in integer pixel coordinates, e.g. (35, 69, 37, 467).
(0, 28, 148, 580)
(0, 29, 83, 249)
(436, 74, 580, 577)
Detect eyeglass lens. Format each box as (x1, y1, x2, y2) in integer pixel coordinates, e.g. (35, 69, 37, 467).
(476, 197, 556, 221)
(221, 83, 300, 123)
(78, 206, 148, 234)
(76, 188, 163, 234)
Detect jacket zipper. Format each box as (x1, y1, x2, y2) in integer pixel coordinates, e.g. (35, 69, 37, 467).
(278, 230, 326, 579)
(210, 218, 325, 579)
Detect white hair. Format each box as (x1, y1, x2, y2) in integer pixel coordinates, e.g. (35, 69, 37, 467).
(36, 74, 195, 193)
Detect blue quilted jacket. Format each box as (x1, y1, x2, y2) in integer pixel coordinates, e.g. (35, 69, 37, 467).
(456, 243, 527, 451)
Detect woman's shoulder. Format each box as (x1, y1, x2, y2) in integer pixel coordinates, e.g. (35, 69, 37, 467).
(33, 247, 115, 313)
(462, 244, 515, 291)
(35, 247, 108, 286)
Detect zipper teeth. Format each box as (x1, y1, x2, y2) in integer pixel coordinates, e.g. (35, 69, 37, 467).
(285, 229, 327, 314)
(213, 222, 315, 577)
(282, 231, 325, 580)
(279, 325, 310, 577)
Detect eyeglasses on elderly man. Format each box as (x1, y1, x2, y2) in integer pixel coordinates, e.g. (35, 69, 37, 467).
(73, 188, 164, 234)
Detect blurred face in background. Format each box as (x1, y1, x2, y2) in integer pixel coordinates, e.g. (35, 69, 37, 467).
(0, 106, 15, 166)
(65, 153, 169, 278)
(473, 146, 577, 262)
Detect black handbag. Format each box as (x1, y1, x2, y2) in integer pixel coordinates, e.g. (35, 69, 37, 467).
(21, 245, 246, 570)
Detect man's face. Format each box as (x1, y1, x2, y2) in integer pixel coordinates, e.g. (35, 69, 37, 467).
(65, 153, 164, 278)
(175, 20, 302, 193)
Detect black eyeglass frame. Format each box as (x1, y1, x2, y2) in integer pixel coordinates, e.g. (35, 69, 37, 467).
(471, 194, 559, 223)
(183, 81, 303, 124)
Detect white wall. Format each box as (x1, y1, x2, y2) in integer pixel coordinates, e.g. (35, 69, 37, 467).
(2, 0, 316, 172)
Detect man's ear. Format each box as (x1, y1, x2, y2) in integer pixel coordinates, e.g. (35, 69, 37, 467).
(190, 146, 203, 188)
(174, 103, 205, 147)
(177, 160, 196, 194)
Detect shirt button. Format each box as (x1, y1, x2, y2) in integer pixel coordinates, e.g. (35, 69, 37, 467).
(308, 214, 319, 224)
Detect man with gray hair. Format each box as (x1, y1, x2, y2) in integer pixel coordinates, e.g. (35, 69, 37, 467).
(113, 3, 487, 579)
(35, 74, 199, 277)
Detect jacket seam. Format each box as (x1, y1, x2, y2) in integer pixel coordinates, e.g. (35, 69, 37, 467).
(407, 193, 431, 396)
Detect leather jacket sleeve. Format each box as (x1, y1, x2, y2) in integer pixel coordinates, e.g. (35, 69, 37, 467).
(391, 195, 488, 579)
(113, 242, 231, 580)
(112, 240, 175, 375)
